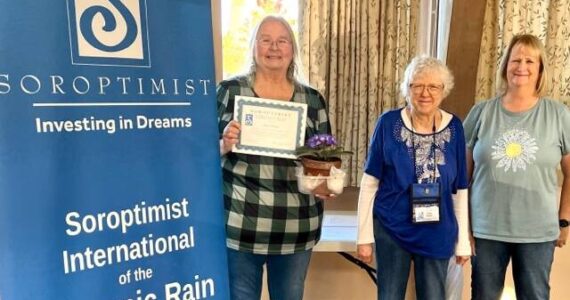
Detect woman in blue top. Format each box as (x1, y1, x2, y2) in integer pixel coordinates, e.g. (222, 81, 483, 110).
(356, 56, 471, 300)
(464, 34, 570, 300)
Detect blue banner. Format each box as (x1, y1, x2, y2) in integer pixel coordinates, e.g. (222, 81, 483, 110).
(0, 1, 229, 299)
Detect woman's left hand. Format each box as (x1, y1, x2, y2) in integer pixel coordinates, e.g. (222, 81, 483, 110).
(314, 193, 337, 201)
(455, 255, 470, 266)
(557, 227, 568, 248)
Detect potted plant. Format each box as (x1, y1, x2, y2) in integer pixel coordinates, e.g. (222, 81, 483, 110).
(295, 134, 353, 176)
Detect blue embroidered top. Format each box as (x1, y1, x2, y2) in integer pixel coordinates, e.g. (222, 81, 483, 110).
(365, 108, 469, 258)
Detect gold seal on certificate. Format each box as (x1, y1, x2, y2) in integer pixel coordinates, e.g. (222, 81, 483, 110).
(233, 96, 307, 159)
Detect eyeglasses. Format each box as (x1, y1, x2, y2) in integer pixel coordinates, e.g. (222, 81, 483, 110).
(257, 38, 291, 49)
(409, 83, 444, 95)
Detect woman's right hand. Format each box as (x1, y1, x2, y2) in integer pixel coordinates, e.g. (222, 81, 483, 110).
(357, 243, 374, 264)
(220, 120, 241, 155)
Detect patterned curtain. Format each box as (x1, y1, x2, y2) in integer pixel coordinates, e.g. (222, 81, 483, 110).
(299, 0, 419, 185)
(475, 0, 570, 106)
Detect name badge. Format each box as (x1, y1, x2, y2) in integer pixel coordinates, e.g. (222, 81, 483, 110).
(410, 183, 441, 224)
(412, 203, 440, 223)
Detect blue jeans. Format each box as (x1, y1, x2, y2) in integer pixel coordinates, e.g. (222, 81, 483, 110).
(373, 217, 448, 300)
(226, 247, 312, 300)
(471, 238, 555, 300)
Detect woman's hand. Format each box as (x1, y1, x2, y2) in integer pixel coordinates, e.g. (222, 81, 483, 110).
(557, 154, 570, 248)
(314, 193, 337, 201)
(557, 227, 568, 248)
(357, 243, 374, 264)
(220, 120, 241, 155)
(455, 255, 470, 266)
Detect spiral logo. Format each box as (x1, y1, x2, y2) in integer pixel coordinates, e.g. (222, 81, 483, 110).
(80, 0, 138, 52)
(67, 0, 150, 67)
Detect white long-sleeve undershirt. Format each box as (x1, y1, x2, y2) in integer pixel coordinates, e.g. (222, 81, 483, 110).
(356, 173, 471, 256)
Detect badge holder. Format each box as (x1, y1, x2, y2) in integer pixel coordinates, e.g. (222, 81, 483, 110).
(409, 114, 441, 224)
(410, 182, 441, 223)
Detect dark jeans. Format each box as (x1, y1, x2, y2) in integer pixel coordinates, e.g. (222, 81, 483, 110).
(226, 247, 312, 300)
(471, 237, 555, 300)
(374, 217, 448, 300)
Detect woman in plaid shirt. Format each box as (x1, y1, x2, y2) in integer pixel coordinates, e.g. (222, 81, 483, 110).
(217, 16, 331, 300)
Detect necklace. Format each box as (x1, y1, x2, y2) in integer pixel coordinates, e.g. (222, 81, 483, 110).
(407, 108, 439, 134)
(410, 115, 437, 183)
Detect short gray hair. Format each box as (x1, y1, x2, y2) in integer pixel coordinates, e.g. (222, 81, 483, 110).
(400, 56, 455, 100)
(243, 15, 305, 84)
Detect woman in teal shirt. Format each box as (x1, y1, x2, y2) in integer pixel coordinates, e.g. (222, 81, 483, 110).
(464, 34, 570, 300)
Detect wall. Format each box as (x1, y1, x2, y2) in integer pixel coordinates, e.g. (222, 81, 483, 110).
(442, 0, 486, 119)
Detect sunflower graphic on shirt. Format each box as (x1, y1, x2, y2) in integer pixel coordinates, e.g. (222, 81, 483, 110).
(491, 129, 538, 172)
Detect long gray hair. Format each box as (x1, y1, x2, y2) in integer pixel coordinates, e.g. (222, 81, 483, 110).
(243, 15, 305, 84)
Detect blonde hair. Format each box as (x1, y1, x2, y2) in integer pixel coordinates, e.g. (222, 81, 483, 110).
(497, 34, 550, 96)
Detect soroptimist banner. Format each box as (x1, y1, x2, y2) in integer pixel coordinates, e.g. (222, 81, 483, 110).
(0, 1, 229, 299)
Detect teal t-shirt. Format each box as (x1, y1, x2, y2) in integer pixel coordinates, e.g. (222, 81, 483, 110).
(464, 97, 570, 243)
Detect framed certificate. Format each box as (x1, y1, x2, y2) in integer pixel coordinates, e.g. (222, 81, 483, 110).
(233, 96, 307, 159)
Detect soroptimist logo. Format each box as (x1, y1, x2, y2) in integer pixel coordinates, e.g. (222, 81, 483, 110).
(67, 0, 150, 67)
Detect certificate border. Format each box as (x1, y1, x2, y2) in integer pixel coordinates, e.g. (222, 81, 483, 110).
(234, 96, 307, 159)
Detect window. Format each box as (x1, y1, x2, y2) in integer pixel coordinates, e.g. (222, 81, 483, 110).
(221, 0, 299, 79)
(417, 0, 453, 62)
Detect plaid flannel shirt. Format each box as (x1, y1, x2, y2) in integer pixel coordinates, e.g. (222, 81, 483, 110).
(217, 76, 331, 254)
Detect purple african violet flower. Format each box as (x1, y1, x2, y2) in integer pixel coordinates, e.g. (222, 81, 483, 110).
(296, 133, 351, 161)
(308, 134, 337, 149)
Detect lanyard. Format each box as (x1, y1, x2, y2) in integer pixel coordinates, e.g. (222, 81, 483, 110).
(410, 116, 437, 183)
